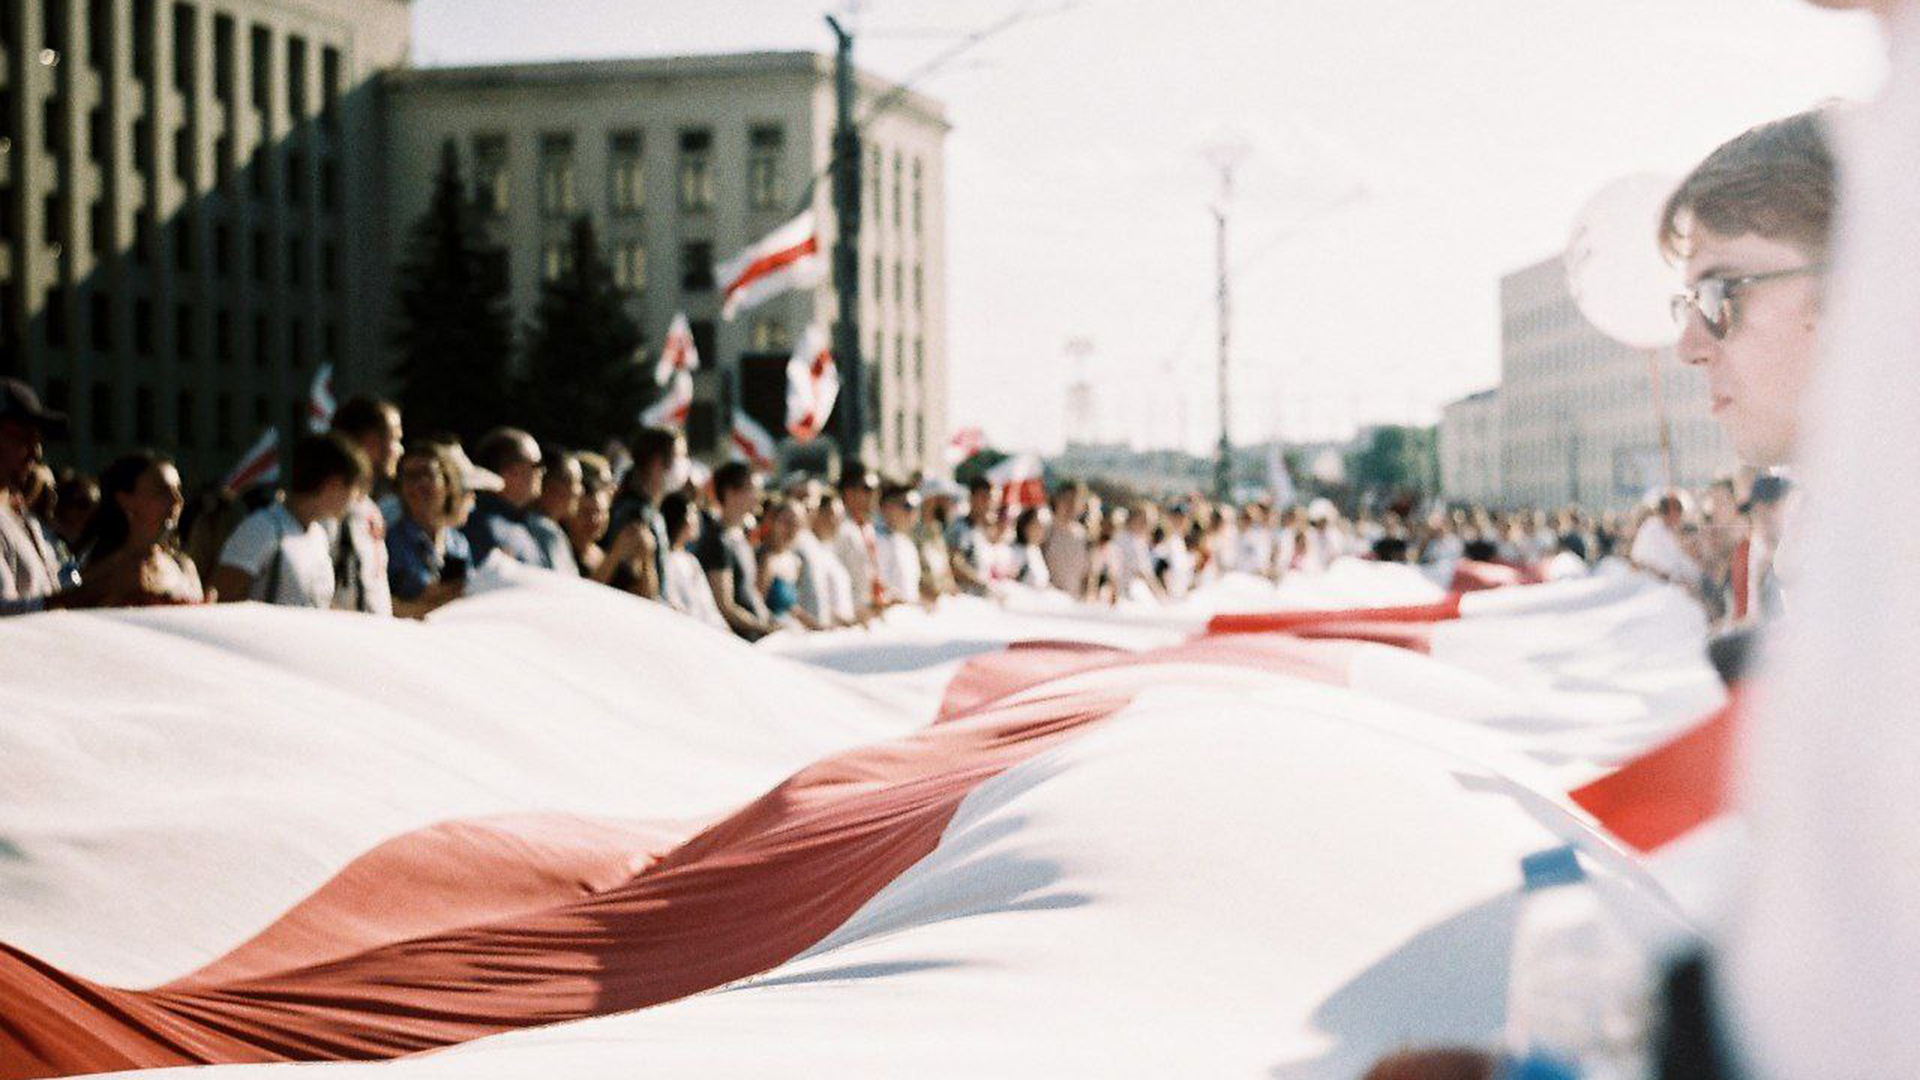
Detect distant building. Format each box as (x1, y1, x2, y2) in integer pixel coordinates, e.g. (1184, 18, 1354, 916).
(1438, 388, 1500, 505)
(382, 53, 951, 476)
(0, 0, 410, 478)
(1496, 255, 1731, 510)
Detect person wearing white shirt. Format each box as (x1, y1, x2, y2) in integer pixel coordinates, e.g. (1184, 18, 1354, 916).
(1628, 494, 1702, 589)
(799, 493, 858, 627)
(833, 466, 886, 616)
(213, 433, 368, 608)
(873, 483, 922, 608)
(1112, 503, 1167, 601)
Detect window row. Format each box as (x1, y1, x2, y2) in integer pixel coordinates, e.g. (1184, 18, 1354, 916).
(38, 285, 339, 369)
(46, 377, 318, 450)
(864, 144, 927, 237)
(470, 124, 790, 219)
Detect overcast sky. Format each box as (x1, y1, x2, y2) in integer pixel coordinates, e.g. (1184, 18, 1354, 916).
(411, 0, 1884, 454)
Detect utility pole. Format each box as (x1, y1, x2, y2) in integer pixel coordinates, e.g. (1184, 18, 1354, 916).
(1204, 139, 1247, 502)
(826, 14, 865, 464)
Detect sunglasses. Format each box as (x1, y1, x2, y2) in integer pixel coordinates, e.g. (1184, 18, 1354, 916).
(1669, 264, 1824, 341)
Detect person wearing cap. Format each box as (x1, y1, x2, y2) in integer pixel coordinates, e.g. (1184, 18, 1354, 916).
(833, 464, 890, 618)
(0, 377, 172, 614)
(327, 396, 402, 616)
(463, 427, 547, 571)
(385, 440, 474, 619)
(212, 433, 371, 608)
(873, 481, 922, 609)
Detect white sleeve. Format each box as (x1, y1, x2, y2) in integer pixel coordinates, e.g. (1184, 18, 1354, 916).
(217, 511, 277, 577)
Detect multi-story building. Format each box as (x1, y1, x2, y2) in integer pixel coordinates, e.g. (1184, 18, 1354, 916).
(381, 52, 950, 476)
(1437, 388, 1500, 506)
(0, 0, 409, 477)
(1496, 255, 1731, 510)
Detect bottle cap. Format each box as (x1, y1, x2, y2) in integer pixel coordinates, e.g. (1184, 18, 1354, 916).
(1519, 843, 1585, 891)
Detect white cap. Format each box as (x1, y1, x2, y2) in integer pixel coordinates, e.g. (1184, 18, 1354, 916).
(446, 443, 505, 493)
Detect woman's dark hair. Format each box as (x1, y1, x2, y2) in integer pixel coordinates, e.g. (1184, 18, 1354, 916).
(660, 491, 694, 544)
(1015, 507, 1044, 544)
(79, 450, 175, 565)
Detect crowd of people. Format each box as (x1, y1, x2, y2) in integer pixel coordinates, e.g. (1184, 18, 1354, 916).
(0, 370, 1780, 638)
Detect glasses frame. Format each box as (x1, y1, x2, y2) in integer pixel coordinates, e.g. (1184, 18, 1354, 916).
(1670, 264, 1825, 341)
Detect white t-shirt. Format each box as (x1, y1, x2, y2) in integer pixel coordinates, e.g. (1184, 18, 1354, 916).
(1155, 537, 1195, 598)
(1629, 516, 1700, 584)
(1235, 527, 1275, 576)
(1113, 531, 1157, 593)
(322, 495, 393, 615)
(834, 517, 879, 609)
(875, 527, 920, 604)
(796, 531, 857, 625)
(218, 503, 335, 608)
(664, 548, 727, 631)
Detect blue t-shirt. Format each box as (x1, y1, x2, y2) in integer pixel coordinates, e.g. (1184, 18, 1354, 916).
(386, 516, 472, 602)
(463, 493, 544, 569)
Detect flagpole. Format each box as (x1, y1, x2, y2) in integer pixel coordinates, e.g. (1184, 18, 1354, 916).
(826, 15, 866, 465)
(1644, 347, 1676, 492)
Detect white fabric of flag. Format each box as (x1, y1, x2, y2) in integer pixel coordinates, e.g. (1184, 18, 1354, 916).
(639, 369, 693, 430)
(220, 427, 280, 492)
(305, 364, 336, 433)
(785, 325, 838, 442)
(653, 312, 700, 387)
(730, 409, 778, 470)
(716, 211, 824, 321)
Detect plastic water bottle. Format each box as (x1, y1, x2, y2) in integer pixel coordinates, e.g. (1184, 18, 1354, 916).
(1503, 844, 1654, 1080)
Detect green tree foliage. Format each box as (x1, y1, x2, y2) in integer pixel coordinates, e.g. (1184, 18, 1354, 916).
(388, 143, 516, 444)
(1344, 425, 1439, 497)
(519, 217, 646, 447)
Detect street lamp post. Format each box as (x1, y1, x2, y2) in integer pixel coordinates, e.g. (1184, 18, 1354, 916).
(1204, 138, 1247, 502)
(826, 15, 865, 464)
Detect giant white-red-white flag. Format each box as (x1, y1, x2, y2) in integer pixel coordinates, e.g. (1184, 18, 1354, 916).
(221, 427, 280, 493)
(785, 325, 839, 443)
(640, 370, 694, 430)
(653, 313, 701, 386)
(730, 410, 779, 471)
(305, 364, 336, 433)
(717, 211, 823, 321)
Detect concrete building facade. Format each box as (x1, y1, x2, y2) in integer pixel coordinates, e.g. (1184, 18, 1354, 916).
(381, 53, 950, 476)
(1437, 387, 1500, 506)
(1495, 255, 1731, 510)
(0, 0, 409, 477)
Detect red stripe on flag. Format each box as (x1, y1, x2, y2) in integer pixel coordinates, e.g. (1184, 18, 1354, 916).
(1205, 594, 1464, 637)
(0, 690, 1132, 1078)
(724, 235, 819, 301)
(225, 450, 278, 493)
(1568, 696, 1739, 854)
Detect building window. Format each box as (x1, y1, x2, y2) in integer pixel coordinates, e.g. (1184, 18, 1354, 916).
(472, 133, 508, 215)
(89, 291, 110, 350)
(913, 337, 924, 381)
(252, 313, 269, 368)
(541, 239, 570, 282)
(611, 240, 645, 293)
(320, 46, 340, 133)
(214, 308, 232, 363)
(176, 390, 195, 448)
(133, 215, 153, 265)
(286, 235, 303, 285)
(867, 145, 881, 223)
(319, 156, 339, 212)
(677, 128, 713, 213)
(131, 116, 153, 173)
(171, 2, 194, 93)
(253, 395, 269, 426)
(286, 149, 305, 205)
(131, 0, 152, 80)
(750, 317, 790, 352)
(893, 261, 903, 306)
(175, 303, 192, 360)
(249, 24, 271, 115)
(87, 0, 109, 71)
(913, 265, 924, 313)
(91, 383, 113, 441)
(216, 393, 233, 448)
(912, 158, 924, 235)
(608, 130, 643, 214)
(250, 143, 269, 199)
(86, 105, 106, 163)
(251, 227, 269, 281)
(321, 239, 339, 292)
(173, 124, 194, 187)
(892, 153, 903, 228)
(42, 97, 64, 155)
(133, 297, 153, 355)
(680, 241, 713, 292)
(135, 386, 156, 442)
(213, 222, 232, 276)
(871, 254, 882, 304)
(747, 125, 783, 211)
(285, 36, 307, 120)
(44, 286, 67, 348)
(289, 316, 304, 368)
(537, 133, 575, 217)
(42, 0, 67, 57)
(88, 199, 107, 258)
(213, 14, 234, 102)
(214, 134, 232, 188)
(172, 217, 193, 273)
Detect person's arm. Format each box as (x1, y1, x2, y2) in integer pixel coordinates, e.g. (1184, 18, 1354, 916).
(209, 565, 254, 604)
(704, 567, 775, 639)
(393, 581, 464, 620)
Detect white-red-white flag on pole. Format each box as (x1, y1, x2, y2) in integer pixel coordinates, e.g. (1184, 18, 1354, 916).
(653, 312, 701, 386)
(305, 364, 336, 433)
(986, 453, 1047, 509)
(730, 410, 778, 472)
(785, 325, 839, 443)
(640, 369, 694, 430)
(716, 211, 824, 321)
(221, 427, 281, 493)
(947, 426, 984, 465)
